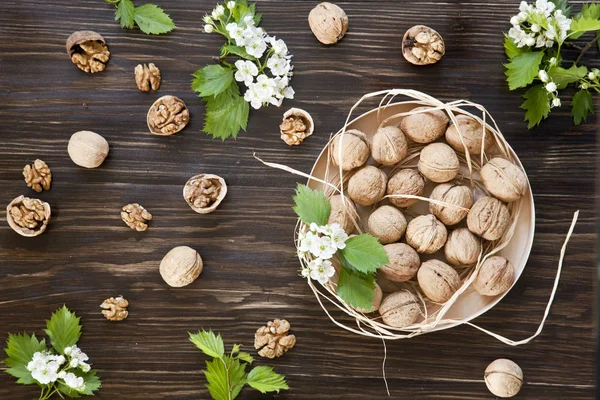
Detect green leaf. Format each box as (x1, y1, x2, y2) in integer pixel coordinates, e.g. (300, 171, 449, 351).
(529, 12, 549, 29)
(220, 44, 256, 60)
(504, 51, 545, 90)
(44, 305, 81, 354)
(192, 65, 235, 98)
(203, 92, 249, 140)
(236, 351, 254, 364)
(339, 234, 389, 274)
(504, 35, 525, 59)
(246, 365, 288, 394)
(578, 3, 600, 20)
(571, 89, 594, 125)
(292, 184, 331, 226)
(548, 64, 588, 89)
(550, 0, 571, 16)
(189, 330, 225, 359)
(115, 0, 136, 28)
(226, 357, 247, 399)
(4, 333, 47, 384)
(204, 357, 247, 400)
(569, 16, 600, 39)
(521, 84, 551, 129)
(336, 268, 376, 310)
(133, 4, 176, 35)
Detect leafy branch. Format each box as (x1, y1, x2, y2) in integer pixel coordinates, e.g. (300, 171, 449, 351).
(106, 0, 176, 35)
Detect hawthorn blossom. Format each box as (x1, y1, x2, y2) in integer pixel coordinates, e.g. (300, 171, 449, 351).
(234, 60, 258, 86)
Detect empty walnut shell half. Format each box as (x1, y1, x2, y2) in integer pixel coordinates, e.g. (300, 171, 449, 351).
(66, 30, 110, 73)
(308, 2, 349, 45)
(147, 95, 190, 135)
(183, 173, 227, 214)
(280, 108, 314, 146)
(402, 25, 445, 66)
(6, 195, 51, 237)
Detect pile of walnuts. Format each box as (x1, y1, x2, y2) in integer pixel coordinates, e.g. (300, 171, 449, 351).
(327, 107, 529, 329)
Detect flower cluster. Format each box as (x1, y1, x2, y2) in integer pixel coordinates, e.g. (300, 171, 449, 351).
(508, 0, 571, 48)
(26, 347, 89, 391)
(298, 223, 348, 284)
(203, 1, 294, 110)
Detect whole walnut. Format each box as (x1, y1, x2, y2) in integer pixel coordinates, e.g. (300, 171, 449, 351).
(445, 114, 494, 155)
(367, 205, 406, 244)
(473, 256, 515, 296)
(379, 243, 420, 282)
(444, 228, 482, 267)
(347, 166, 388, 206)
(308, 2, 348, 45)
(399, 107, 449, 143)
(417, 259, 461, 303)
(354, 282, 383, 313)
(330, 129, 370, 171)
(379, 290, 421, 328)
(68, 130, 109, 168)
(159, 246, 203, 287)
(386, 169, 426, 208)
(327, 194, 358, 234)
(418, 142, 460, 183)
(371, 126, 408, 166)
(429, 183, 473, 225)
(467, 196, 510, 241)
(480, 158, 528, 203)
(405, 214, 447, 254)
(484, 359, 523, 398)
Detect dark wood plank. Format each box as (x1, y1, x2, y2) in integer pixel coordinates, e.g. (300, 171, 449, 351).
(0, 0, 596, 399)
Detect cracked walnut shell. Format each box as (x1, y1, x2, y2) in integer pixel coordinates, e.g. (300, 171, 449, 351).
(160, 246, 203, 287)
(147, 95, 190, 135)
(121, 203, 152, 231)
(66, 31, 110, 73)
(100, 296, 129, 321)
(308, 2, 348, 45)
(6, 195, 51, 237)
(183, 174, 227, 214)
(254, 319, 296, 358)
(402, 25, 445, 65)
(484, 359, 523, 398)
(23, 159, 52, 193)
(135, 63, 161, 92)
(280, 108, 314, 146)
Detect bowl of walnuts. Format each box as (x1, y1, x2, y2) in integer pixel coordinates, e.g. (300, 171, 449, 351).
(304, 90, 534, 336)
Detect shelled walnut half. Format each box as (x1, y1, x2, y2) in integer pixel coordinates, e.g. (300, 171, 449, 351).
(23, 159, 52, 193)
(183, 174, 227, 214)
(254, 319, 296, 358)
(402, 25, 445, 65)
(6, 195, 51, 237)
(121, 203, 152, 231)
(66, 31, 110, 73)
(135, 63, 161, 92)
(147, 95, 190, 135)
(100, 296, 129, 321)
(280, 108, 314, 146)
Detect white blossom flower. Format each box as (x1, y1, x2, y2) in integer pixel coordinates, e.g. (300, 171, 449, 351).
(244, 85, 263, 109)
(538, 70, 549, 82)
(329, 223, 349, 249)
(254, 74, 276, 98)
(311, 236, 338, 259)
(508, 1, 571, 48)
(213, 5, 225, 17)
(530, 23, 540, 33)
(589, 71, 597, 80)
(227, 1, 236, 10)
(298, 231, 318, 253)
(27, 352, 63, 385)
(267, 55, 291, 77)
(79, 362, 91, 373)
(204, 24, 214, 33)
(63, 372, 85, 391)
(226, 23, 244, 43)
(549, 57, 557, 65)
(203, 15, 213, 24)
(552, 98, 561, 107)
(535, 0, 555, 16)
(67, 345, 89, 369)
(243, 15, 256, 27)
(245, 36, 267, 58)
(58, 371, 67, 379)
(234, 60, 258, 86)
(64, 347, 73, 356)
(308, 259, 336, 284)
(301, 267, 310, 278)
(545, 82, 557, 92)
(268, 37, 288, 55)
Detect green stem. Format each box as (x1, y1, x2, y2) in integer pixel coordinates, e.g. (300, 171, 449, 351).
(575, 33, 600, 65)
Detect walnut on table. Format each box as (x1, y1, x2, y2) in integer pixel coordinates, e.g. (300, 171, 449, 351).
(147, 95, 190, 135)
(6, 195, 51, 237)
(280, 108, 314, 146)
(100, 296, 129, 321)
(121, 203, 152, 231)
(183, 174, 227, 214)
(66, 31, 110, 73)
(254, 319, 296, 359)
(402, 25, 445, 66)
(135, 63, 161, 92)
(23, 159, 52, 193)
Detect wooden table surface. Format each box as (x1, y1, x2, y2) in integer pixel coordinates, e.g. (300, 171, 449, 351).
(0, 0, 596, 399)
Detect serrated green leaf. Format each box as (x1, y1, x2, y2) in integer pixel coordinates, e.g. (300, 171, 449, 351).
(44, 306, 81, 354)
(505, 51, 545, 90)
(578, 3, 600, 20)
(521, 84, 551, 129)
(192, 65, 235, 98)
(569, 16, 600, 39)
(504, 35, 525, 59)
(226, 356, 246, 399)
(203, 92, 249, 140)
(189, 330, 225, 359)
(204, 359, 229, 400)
(529, 12, 549, 29)
(571, 89, 594, 125)
(236, 351, 253, 364)
(292, 184, 331, 226)
(246, 365, 288, 394)
(337, 268, 376, 310)
(4, 333, 47, 384)
(548, 64, 587, 89)
(220, 44, 256, 60)
(339, 234, 389, 274)
(550, 0, 571, 16)
(115, 0, 135, 28)
(133, 4, 176, 35)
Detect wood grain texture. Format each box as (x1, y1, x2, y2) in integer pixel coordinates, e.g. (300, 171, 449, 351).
(0, 0, 596, 399)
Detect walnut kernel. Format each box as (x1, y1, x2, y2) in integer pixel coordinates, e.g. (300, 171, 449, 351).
(386, 169, 426, 208)
(473, 256, 515, 296)
(66, 31, 110, 73)
(159, 246, 203, 287)
(418, 143, 460, 183)
(417, 259, 460, 303)
(327, 194, 358, 234)
(23, 159, 52, 193)
(330, 129, 370, 171)
(347, 165, 388, 206)
(67, 130, 109, 168)
(254, 319, 296, 358)
(429, 183, 473, 225)
(379, 290, 421, 328)
(147, 95, 190, 135)
(280, 108, 314, 146)
(6, 195, 51, 237)
(121, 203, 152, 231)
(183, 173, 227, 214)
(467, 196, 510, 241)
(367, 205, 406, 244)
(379, 243, 420, 282)
(405, 214, 447, 254)
(308, 2, 348, 45)
(135, 63, 161, 92)
(445, 114, 494, 155)
(371, 126, 408, 166)
(484, 359, 523, 398)
(480, 157, 528, 203)
(100, 296, 129, 321)
(400, 106, 449, 143)
(402, 25, 445, 65)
